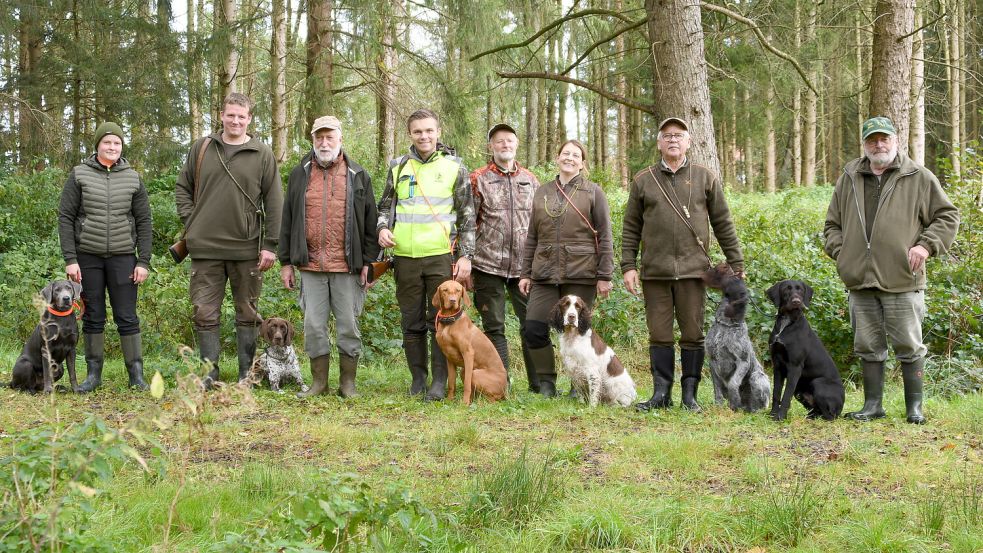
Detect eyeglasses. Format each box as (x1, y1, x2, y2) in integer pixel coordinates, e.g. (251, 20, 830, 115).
(661, 133, 686, 142)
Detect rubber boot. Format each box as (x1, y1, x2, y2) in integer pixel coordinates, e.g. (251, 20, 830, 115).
(197, 329, 222, 389)
(424, 336, 448, 402)
(846, 360, 886, 421)
(521, 339, 540, 393)
(337, 354, 358, 398)
(120, 333, 148, 390)
(528, 345, 556, 398)
(902, 358, 926, 424)
(298, 354, 330, 398)
(78, 333, 105, 393)
(680, 348, 704, 412)
(236, 325, 259, 384)
(636, 346, 674, 411)
(403, 335, 429, 396)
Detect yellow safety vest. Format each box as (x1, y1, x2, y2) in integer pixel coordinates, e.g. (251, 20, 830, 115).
(391, 152, 460, 258)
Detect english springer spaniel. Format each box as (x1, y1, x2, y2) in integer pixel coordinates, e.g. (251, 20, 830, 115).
(549, 295, 637, 408)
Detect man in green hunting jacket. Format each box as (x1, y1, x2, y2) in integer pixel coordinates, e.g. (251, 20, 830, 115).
(824, 116, 959, 424)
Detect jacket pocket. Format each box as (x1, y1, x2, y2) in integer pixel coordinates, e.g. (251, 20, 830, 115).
(531, 244, 555, 280)
(563, 244, 597, 279)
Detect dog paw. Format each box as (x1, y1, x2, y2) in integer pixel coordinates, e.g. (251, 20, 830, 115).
(299, 385, 309, 393)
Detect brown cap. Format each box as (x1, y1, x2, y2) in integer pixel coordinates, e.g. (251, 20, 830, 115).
(310, 115, 342, 135)
(658, 117, 688, 131)
(487, 123, 517, 141)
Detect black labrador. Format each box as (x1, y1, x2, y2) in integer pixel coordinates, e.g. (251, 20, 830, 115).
(767, 280, 845, 421)
(8, 280, 82, 393)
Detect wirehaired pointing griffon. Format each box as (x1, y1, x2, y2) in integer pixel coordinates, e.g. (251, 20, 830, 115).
(432, 280, 508, 405)
(549, 295, 637, 408)
(702, 264, 770, 412)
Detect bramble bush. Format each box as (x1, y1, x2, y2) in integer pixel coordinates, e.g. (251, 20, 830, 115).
(0, 157, 979, 391)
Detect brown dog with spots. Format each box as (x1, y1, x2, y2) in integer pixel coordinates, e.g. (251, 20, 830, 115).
(549, 295, 637, 407)
(431, 280, 508, 405)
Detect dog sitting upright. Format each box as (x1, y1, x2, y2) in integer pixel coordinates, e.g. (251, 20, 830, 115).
(9, 280, 82, 393)
(549, 295, 637, 408)
(703, 264, 770, 412)
(249, 317, 308, 393)
(767, 280, 845, 421)
(432, 280, 508, 405)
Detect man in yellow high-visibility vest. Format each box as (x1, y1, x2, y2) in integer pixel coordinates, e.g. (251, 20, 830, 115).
(377, 109, 475, 401)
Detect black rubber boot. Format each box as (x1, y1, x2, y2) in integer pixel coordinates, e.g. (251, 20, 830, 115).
(403, 335, 428, 396)
(197, 329, 222, 389)
(520, 339, 540, 393)
(424, 336, 447, 402)
(78, 333, 105, 393)
(337, 354, 358, 398)
(298, 355, 330, 398)
(636, 346, 674, 411)
(846, 360, 886, 421)
(236, 325, 259, 383)
(528, 345, 556, 398)
(680, 348, 704, 412)
(120, 333, 148, 390)
(902, 358, 926, 424)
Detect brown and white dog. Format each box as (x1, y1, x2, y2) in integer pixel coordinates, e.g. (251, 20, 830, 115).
(250, 317, 308, 393)
(432, 280, 508, 405)
(549, 295, 637, 408)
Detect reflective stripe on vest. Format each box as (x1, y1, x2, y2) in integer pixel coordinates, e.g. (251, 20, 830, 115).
(391, 153, 459, 258)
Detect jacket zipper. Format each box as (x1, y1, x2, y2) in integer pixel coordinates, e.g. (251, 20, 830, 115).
(105, 166, 112, 254)
(507, 170, 514, 276)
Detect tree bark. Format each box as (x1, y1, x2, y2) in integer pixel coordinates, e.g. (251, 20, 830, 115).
(187, 0, 202, 139)
(215, 0, 239, 112)
(18, 4, 43, 169)
(909, 8, 925, 165)
(376, 0, 398, 166)
(869, 0, 914, 154)
(801, 0, 818, 186)
(645, 0, 719, 174)
(945, 0, 961, 177)
(616, 0, 628, 188)
(743, 86, 754, 190)
(271, 0, 288, 162)
(306, 0, 333, 133)
(765, 84, 777, 193)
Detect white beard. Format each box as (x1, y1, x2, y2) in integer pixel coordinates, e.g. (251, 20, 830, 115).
(866, 144, 898, 168)
(494, 151, 515, 166)
(315, 145, 341, 166)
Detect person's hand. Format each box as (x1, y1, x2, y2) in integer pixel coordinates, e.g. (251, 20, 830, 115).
(378, 229, 396, 248)
(66, 263, 82, 283)
(131, 266, 149, 284)
(280, 265, 295, 290)
(596, 280, 613, 299)
(454, 257, 472, 284)
(360, 265, 377, 290)
(518, 278, 532, 296)
(258, 250, 277, 272)
(732, 268, 745, 280)
(623, 269, 640, 296)
(908, 244, 930, 272)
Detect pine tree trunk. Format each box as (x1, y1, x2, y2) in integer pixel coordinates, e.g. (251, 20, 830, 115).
(215, 0, 239, 110)
(376, 0, 398, 166)
(271, 0, 288, 162)
(765, 84, 777, 193)
(306, 0, 333, 133)
(909, 8, 925, 165)
(616, 0, 629, 188)
(18, 5, 43, 169)
(645, 0, 718, 174)
(869, 0, 915, 154)
(801, 0, 818, 187)
(946, 0, 961, 177)
(743, 86, 754, 190)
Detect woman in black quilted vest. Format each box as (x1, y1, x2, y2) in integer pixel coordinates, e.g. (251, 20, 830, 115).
(58, 122, 153, 392)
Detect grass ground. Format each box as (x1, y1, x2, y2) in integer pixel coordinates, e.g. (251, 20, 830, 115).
(1, 348, 981, 552)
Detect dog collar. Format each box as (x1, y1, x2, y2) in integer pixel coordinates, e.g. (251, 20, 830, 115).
(435, 308, 464, 326)
(47, 299, 84, 319)
(46, 305, 74, 317)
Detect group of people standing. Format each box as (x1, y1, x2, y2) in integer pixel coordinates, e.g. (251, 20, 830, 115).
(58, 92, 958, 423)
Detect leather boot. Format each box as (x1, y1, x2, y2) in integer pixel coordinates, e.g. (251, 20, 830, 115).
(403, 335, 428, 395)
(902, 358, 926, 424)
(78, 333, 105, 393)
(120, 333, 148, 390)
(298, 355, 330, 398)
(528, 345, 556, 398)
(424, 336, 448, 402)
(236, 325, 259, 383)
(846, 360, 886, 421)
(636, 346, 674, 411)
(680, 348, 704, 412)
(197, 329, 222, 388)
(337, 354, 358, 398)
(520, 339, 540, 393)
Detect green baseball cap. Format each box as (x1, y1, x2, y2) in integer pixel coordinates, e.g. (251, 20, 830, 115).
(861, 117, 896, 141)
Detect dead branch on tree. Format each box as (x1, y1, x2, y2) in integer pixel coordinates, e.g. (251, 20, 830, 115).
(497, 71, 657, 114)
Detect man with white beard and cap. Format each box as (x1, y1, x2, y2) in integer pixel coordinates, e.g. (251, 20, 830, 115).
(279, 115, 380, 398)
(824, 116, 959, 424)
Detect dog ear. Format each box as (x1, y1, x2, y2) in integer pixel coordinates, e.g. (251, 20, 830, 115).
(578, 303, 591, 335)
(463, 288, 472, 308)
(431, 286, 442, 308)
(40, 282, 54, 304)
(69, 281, 82, 299)
(800, 281, 814, 307)
(259, 317, 272, 340)
(766, 282, 783, 308)
(284, 320, 295, 344)
(548, 300, 564, 331)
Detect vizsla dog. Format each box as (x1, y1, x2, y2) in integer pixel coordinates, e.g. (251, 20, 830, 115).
(432, 280, 508, 405)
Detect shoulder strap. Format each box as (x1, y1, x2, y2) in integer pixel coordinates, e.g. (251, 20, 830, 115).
(555, 180, 599, 253)
(647, 166, 712, 265)
(193, 137, 212, 202)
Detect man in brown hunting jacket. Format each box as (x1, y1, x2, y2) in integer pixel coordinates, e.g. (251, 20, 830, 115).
(469, 124, 541, 392)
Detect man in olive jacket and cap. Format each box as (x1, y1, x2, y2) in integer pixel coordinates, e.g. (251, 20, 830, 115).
(824, 116, 959, 424)
(622, 117, 744, 413)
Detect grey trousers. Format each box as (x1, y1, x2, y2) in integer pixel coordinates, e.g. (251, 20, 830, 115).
(299, 271, 365, 358)
(849, 289, 927, 363)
